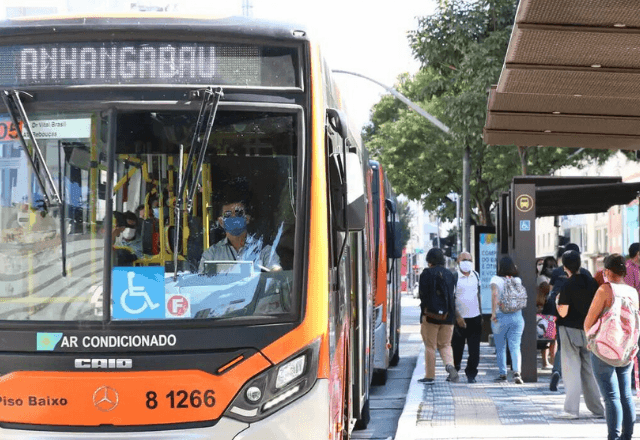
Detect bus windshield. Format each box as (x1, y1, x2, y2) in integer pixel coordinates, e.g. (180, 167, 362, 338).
(0, 108, 299, 323)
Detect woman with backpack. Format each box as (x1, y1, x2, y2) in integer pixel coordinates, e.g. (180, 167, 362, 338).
(490, 256, 526, 384)
(585, 254, 639, 440)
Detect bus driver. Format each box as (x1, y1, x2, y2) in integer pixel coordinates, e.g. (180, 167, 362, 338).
(198, 195, 281, 274)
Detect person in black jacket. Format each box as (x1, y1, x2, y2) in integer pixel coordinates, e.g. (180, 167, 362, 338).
(418, 248, 457, 384)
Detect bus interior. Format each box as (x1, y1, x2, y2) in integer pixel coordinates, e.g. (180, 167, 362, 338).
(0, 107, 301, 323)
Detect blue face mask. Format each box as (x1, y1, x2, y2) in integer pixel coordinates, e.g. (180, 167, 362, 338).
(223, 216, 247, 237)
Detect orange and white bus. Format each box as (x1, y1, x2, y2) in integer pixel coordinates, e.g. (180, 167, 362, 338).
(0, 14, 394, 439)
(369, 160, 402, 385)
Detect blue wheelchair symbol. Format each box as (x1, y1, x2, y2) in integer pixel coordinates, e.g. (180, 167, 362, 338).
(112, 267, 165, 320)
(519, 220, 531, 231)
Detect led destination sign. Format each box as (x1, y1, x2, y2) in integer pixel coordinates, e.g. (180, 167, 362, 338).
(0, 42, 297, 87)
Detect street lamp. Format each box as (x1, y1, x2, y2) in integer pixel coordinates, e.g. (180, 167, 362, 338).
(333, 69, 471, 252)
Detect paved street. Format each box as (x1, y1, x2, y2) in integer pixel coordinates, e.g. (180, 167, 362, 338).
(352, 293, 423, 440)
(364, 293, 640, 440)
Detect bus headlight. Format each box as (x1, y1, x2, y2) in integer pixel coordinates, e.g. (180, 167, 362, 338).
(276, 355, 305, 389)
(225, 339, 320, 423)
(246, 386, 262, 402)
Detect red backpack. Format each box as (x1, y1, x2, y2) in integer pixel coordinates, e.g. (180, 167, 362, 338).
(587, 283, 640, 367)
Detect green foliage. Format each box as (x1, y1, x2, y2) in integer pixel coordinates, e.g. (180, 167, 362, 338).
(363, 0, 615, 226)
(397, 199, 413, 248)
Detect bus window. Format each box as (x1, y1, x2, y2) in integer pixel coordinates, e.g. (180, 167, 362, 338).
(112, 111, 298, 321)
(0, 113, 106, 321)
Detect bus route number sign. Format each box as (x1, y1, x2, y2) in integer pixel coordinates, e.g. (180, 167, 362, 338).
(0, 119, 22, 142)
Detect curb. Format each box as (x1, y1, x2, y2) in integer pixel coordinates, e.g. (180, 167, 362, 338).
(393, 343, 425, 440)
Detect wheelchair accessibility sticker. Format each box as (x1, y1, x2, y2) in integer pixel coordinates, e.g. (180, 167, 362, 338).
(519, 220, 531, 231)
(112, 267, 165, 320)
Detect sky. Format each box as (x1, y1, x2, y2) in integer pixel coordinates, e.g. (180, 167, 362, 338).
(175, 0, 437, 131)
(0, 0, 437, 130)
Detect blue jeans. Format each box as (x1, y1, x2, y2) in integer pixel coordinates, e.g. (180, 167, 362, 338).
(591, 353, 635, 440)
(552, 332, 562, 376)
(491, 310, 524, 375)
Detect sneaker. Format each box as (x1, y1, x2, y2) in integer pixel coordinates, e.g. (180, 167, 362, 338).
(494, 374, 507, 382)
(550, 371, 560, 392)
(554, 411, 579, 420)
(445, 364, 459, 383)
(467, 376, 477, 384)
(417, 378, 435, 385)
(513, 372, 523, 384)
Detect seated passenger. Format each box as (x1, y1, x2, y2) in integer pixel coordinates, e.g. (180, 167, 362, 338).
(198, 196, 281, 273)
(113, 211, 143, 262)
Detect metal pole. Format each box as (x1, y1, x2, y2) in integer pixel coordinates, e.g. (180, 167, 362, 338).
(332, 70, 450, 135)
(462, 146, 471, 252)
(456, 194, 461, 255)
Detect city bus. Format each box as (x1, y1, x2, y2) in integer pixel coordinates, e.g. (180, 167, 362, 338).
(0, 14, 388, 439)
(369, 160, 402, 385)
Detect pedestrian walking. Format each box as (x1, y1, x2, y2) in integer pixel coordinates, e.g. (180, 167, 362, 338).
(452, 252, 482, 383)
(548, 243, 592, 391)
(491, 256, 526, 384)
(585, 253, 639, 440)
(554, 250, 605, 420)
(418, 248, 458, 384)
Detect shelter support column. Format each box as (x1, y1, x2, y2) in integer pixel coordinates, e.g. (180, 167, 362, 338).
(511, 183, 537, 382)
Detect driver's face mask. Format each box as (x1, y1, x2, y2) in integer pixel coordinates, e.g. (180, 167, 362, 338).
(223, 216, 247, 237)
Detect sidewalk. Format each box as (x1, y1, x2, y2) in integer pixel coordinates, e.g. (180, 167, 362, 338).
(394, 341, 630, 440)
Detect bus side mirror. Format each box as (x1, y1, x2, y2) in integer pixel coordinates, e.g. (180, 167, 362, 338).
(326, 108, 349, 139)
(387, 221, 403, 259)
(385, 198, 403, 258)
(345, 152, 365, 231)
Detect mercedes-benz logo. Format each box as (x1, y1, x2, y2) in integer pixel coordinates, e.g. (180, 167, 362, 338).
(93, 386, 119, 412)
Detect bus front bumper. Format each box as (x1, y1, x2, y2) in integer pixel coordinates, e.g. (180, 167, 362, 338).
(0, 379, 330, 440)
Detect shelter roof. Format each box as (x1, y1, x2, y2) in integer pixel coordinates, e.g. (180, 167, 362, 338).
(511, 176, 640, 216)
(483, 0, 640, 149)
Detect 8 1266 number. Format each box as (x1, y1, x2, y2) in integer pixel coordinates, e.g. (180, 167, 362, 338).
(146, 390, 215, 409)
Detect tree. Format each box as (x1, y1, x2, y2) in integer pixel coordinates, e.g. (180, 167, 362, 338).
(363, 0, 614, 226)
(397, 199, 412, 249)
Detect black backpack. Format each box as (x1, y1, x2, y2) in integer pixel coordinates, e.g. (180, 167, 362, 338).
(424, 269, 451, 321)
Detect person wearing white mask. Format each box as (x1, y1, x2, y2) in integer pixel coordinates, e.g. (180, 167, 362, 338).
(452, 252, 482, 383)
(113, 211, 144, 262)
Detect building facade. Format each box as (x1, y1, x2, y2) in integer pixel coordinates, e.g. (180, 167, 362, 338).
(536, 151, 640, 274)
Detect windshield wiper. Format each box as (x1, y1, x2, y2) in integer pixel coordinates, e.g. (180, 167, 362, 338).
(1, 90, 61, 208)
(180, 87, 223, 213)
(173, 87, 223, 278)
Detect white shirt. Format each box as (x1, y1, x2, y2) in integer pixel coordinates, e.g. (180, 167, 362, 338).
(198, 235, 280, 273)
(490, 276, 523, 311)
(456, 270, 481, 318)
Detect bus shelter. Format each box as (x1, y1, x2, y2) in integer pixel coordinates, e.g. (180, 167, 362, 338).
(483, 0, 640, 382)
(497, 176, 640, 382)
